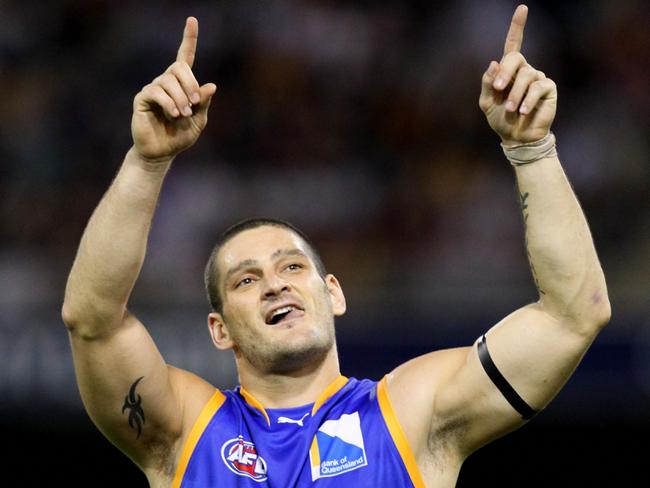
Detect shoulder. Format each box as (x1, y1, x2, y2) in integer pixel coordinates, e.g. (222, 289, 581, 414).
(168, 365, 220, 417)
(387, 347, 472, 411)
(383, 347, 473, 458)
(332, 377, 381, 408)
(167, 366, 221, 454)
(140, 365, 219, 483)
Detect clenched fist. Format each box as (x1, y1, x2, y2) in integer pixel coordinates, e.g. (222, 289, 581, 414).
(131, 17, 217, 162)
(479, 5, 557, 145)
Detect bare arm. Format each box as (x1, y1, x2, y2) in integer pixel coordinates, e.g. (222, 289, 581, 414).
(62, 17, 217, 471)
(513, 154, 608, 327)
(386, 4, 610, 470)
(63, 149, 171, 335)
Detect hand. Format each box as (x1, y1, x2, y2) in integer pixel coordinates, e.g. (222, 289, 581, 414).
(131, 17, 217, 162)
(479, 5, 557, 145)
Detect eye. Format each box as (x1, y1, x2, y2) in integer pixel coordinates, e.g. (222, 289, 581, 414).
(285, 263, 303, 271)
(235, 277, 255, 288)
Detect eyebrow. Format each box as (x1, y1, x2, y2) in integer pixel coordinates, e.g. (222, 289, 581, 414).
(224, 258, 258, 283)
(224, 248, 308, 283)
(271, 248, 308, 261)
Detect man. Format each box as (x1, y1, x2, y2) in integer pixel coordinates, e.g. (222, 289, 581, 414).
(62, 5, 610, 487)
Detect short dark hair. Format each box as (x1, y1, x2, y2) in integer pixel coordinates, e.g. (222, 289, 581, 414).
(204, 218, 327, 313)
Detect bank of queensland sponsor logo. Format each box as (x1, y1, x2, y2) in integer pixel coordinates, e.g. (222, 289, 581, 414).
(221, 436, 268, 482)
(309, 411, 367, 480)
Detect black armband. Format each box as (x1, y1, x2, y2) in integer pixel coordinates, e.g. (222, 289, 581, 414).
(477, 334, 538, 420)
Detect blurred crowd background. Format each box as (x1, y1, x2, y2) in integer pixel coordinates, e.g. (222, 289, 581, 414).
(1, 0, 648, 485)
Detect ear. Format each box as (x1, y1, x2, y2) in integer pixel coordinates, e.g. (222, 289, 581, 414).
(325, 274, 346, 317)
(208, 312, 235, 350)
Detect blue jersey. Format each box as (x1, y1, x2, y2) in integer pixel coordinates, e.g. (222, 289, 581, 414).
(171, 376, 425, 487)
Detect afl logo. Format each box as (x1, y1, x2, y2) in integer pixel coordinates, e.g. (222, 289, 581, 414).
(221, 436, 268, 482)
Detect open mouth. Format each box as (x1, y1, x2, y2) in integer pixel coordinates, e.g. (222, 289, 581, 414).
(265, 305, 304, 325)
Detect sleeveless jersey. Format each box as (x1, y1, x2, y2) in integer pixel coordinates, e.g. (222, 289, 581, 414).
(171, 376, 425, 487)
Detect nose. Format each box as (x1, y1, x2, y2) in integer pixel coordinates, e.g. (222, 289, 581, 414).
(262, 272, 291, 298)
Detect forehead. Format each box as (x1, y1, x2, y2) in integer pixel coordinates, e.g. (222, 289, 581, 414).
(217, 226, 310, 274)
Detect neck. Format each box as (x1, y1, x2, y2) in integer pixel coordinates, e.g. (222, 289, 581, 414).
(237, 345, 341, 408)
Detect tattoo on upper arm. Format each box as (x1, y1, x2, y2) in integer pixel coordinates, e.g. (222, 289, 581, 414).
(122, 376, 146, 439)
(520, 191, 545, 295)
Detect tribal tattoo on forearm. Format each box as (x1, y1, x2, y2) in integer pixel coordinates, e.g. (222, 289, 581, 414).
(519, 191, 545, 295)
(122, 376, 146, 439)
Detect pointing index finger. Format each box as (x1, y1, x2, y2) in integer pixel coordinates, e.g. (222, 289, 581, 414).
(503, 4, 528, 56)
(177, 17, 198, 68)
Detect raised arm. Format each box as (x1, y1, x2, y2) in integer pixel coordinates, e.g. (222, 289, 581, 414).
(384, 4, 610, 476)
(452, 2, 611, 446)
(62, 17, 217, 475)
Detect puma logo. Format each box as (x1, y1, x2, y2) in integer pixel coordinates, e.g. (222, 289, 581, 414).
(277, 413, 310, 427)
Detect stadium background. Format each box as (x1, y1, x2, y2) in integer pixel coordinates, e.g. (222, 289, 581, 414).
(0, 0, 647, 485)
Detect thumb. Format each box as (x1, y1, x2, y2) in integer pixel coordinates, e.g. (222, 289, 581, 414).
(194, 82, 217, 117)
(479, 61, 499, 113)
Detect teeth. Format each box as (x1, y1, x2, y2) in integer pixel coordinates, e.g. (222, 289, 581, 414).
(272, 306, 296, 318)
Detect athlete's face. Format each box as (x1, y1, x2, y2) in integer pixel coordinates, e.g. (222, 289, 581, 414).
(208, 226, 346, 374)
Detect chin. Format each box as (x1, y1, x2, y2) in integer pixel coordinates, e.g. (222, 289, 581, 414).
(265, 337, 334, 375)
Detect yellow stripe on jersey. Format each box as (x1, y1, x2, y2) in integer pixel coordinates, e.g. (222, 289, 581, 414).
(377, 376, 426, 488)
(171, 390, 227, 488)
(309, 434, 321, 467)
(238, 375, 349, 426)
(311, 375, 349, 415)
(309, 434, 322, 481)
(239, 386, 272, 426)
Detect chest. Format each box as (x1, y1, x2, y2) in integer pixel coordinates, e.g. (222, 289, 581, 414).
(180, 395, 413, 487)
